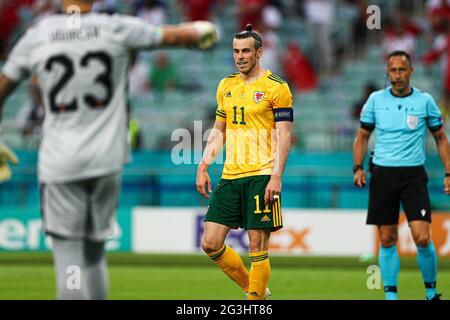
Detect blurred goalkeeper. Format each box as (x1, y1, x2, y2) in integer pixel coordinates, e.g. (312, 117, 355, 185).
(0, 0, 218, 300)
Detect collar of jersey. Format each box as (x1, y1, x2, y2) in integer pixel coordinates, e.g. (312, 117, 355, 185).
(389, 86, 414, 98)
(238, 70, 271, 85)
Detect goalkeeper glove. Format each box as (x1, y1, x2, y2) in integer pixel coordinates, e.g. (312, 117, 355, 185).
(0, 142, 18, 182)
(192, 21, 220, 50)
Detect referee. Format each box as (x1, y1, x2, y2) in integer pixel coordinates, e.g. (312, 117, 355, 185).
(353, 50, 450, 300)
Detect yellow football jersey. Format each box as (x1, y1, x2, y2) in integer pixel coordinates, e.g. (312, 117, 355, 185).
(215, 70, 294, 179)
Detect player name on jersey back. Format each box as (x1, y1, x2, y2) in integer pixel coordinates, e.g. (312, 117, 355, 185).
(50, 26, 100, 42)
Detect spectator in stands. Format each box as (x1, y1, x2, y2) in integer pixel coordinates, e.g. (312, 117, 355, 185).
(149, 52, 179, 100)
(136, 0, 167, 26)
(422, 21, 450, 119)
(280, 0, 303, 17)
(258, 4, 282, 75)
(351, 82, 378, 122)
(426, 0, 450, 35)
(381, 20, 417, 61)
(304, 0, 336, 78)
(344, 0, 369, 52)
(177, 0, 220, 21)
(392, 7, 422, 37)
(282, 42, 318, 93)
(0, 0, 20, 60)
(237, 0, 268, 30)
(128, 53, 150, 97)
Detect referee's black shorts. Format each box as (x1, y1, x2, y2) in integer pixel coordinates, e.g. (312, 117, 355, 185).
(367, 165, 432, 225)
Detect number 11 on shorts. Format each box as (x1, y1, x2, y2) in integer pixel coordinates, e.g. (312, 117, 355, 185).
(254, 195, 271, 214)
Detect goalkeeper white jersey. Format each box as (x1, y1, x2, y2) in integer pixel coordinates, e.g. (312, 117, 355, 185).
(2, 13, 163, 183)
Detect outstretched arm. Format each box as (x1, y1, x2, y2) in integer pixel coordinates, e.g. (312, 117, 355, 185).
(161, 21, 219, 50)
(431, 127, 450, 195)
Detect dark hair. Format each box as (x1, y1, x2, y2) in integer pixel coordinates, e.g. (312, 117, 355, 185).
(234, 24, 263, 50)
(387, 50, 412, 66)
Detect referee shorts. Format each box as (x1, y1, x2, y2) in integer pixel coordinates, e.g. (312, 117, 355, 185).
(367, 165, 432, 225)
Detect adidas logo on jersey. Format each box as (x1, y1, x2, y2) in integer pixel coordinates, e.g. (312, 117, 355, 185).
(225, 91, 232, 98)
(261, 215, 270, 222)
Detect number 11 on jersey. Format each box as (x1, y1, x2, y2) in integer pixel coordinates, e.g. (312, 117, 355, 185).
(232, 106, 246, 125)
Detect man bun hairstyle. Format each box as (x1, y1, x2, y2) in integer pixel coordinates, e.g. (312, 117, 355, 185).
(234, 24, 263, 50)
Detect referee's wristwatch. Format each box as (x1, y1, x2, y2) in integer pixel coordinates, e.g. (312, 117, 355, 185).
(352, 165, 364, 174)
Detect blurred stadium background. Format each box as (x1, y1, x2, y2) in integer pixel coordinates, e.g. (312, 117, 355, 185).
(0, 0, 450, 299)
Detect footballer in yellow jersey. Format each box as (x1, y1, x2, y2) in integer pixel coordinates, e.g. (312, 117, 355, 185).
(215, 70, 293, 179)
(196, 24, 294, 300)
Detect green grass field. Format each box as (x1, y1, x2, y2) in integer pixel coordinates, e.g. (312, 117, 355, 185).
(1, 253, 449, 300)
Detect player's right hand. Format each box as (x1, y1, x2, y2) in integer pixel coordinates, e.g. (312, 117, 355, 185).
(353, 169, 366, 188)
(192, 21, 219, 50)
(0, 142, 19, 182)
(196, 166, 212, 199)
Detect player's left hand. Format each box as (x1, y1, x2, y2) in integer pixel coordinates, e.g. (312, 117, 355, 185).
(444, 176, 450, 195)
(0, 142, 19, 182)
(192, 21, 219, 50)
(264, 175, 281, 205)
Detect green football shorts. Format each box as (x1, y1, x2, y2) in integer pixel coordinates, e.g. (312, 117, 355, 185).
(204, 175, 283, 231)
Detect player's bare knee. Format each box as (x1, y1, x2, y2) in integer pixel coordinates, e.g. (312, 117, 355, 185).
(379, 234, 398, 247)
(201, 239, 223, 254)
(414, 235, 430, 248)
(248, 239, 264, 253)
(248, 230, 270, 252)
(380, 238, 397, 247)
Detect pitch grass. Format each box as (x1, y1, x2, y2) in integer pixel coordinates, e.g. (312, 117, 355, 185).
(1, 253, 449, 300)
